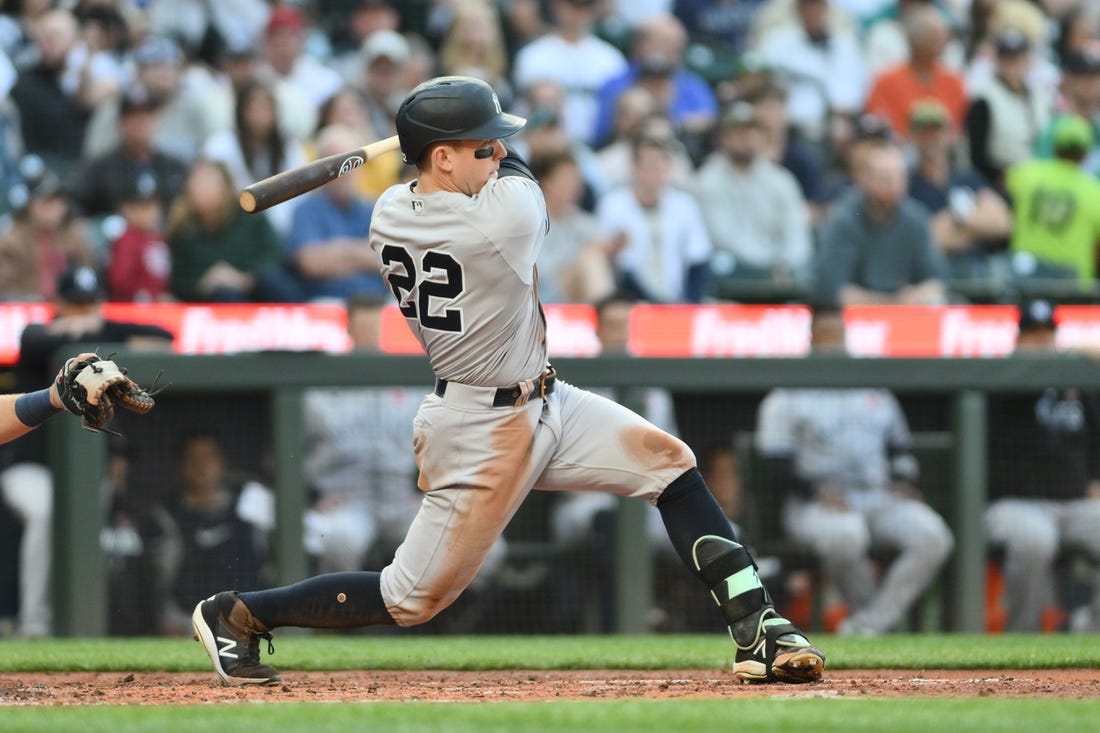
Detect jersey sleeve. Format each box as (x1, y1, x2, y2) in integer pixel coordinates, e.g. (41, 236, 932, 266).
(475, 176, 548, 280)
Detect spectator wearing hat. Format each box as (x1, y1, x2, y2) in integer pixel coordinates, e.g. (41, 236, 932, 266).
(69, 83, 188, 219)
(696, 101, 812, 291)
(106, 172, 171, 303)
(964, 1, 1060, 103)
(965, 27, 1051, 194)
(864, 5, 967, 140)
(259, 4, 344, 141)
(984, 299, 1100, 632)
(513, 0, 628, 146)
(355, 29, 414, 141)
(814, 143, 948, 307)
(10, 9, 89, 178)
(595, 133, 712, 303)
(82, 36, 227, 162)
(907, 99, 1012, 282)
(755, 0, 867, 144)
(0, 155, 93, 301)
(0, 265, 172, 637)
(1005, 115, 1100, 283)
(592, 13, 717, 153)
(1035, 49, 1100, 177)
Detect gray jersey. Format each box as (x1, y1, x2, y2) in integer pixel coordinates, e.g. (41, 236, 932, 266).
(370, 177, 549, 386)
(756, 388, 911, 493)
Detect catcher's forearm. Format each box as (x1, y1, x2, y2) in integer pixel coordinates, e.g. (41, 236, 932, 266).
(1, 389, 61, 444)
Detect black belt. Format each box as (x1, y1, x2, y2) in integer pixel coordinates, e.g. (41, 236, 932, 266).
(434, 369, 557, 407)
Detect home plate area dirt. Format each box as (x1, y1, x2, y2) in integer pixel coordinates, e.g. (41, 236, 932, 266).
(1, 669, 1098, 705)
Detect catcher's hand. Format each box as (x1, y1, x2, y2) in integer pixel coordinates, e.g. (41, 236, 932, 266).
(55, 354, 164, 435)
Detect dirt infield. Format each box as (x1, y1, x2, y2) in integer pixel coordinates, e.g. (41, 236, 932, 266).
(1, 669, 1098, 705)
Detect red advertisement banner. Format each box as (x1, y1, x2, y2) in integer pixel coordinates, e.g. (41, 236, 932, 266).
(628, 304, 813, 357)
(0, 301, 1094, 366)
(843, 305, 1020, 357)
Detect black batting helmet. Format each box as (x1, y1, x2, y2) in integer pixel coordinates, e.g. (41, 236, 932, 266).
(396, 76, 526, 165)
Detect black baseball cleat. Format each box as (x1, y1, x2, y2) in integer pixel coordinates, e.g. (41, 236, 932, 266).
(192, 591, 282, 686)
(732, 608, 825, 684)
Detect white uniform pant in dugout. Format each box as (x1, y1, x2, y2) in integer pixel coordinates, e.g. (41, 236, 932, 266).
(379, 380, 696, 626)
(0, 463, 52, 637)
(784, 488, 954, 635)
(985, 497, 1100, 632)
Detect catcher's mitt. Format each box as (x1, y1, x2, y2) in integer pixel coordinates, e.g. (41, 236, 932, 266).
(56, 355, 165, 435)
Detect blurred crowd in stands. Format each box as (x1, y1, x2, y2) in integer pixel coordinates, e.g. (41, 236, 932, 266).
(0, 0, 1098, 310)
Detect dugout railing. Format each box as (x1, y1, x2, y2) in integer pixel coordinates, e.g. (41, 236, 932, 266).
(46, 350, 1100, 637)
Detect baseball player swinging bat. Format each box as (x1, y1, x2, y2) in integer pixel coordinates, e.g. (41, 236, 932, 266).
(238, 134, 402, 213)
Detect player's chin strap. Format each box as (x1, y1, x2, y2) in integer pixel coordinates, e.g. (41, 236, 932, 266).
(691, 535, 807, 654)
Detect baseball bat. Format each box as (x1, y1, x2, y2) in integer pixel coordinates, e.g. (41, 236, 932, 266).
(239, 134, 402, 213)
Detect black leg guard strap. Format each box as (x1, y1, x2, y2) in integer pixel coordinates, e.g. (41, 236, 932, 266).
(692, 534, 775, 649)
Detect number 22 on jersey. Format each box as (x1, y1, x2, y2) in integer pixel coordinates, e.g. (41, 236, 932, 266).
(380, 244, 465, 333)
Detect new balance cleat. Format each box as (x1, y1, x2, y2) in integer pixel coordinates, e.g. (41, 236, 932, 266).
(192, 591, 281, 686)
(732, 607, 825, 684)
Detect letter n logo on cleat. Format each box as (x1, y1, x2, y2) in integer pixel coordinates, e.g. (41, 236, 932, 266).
(217, 637, 239, 659)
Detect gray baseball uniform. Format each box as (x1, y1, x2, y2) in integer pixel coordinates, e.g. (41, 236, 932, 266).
(192, 76, 823, 687)
(370, 173, 695, 626)
(756, 388, 954, 634)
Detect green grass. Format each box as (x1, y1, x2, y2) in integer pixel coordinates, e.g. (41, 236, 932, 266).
(1, 698, 1099, 733)
(0, 633, 1098, 673)
(2, 634, 1096, 733)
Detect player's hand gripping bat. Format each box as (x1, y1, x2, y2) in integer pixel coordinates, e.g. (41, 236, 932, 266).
(238, 135, 402, 213)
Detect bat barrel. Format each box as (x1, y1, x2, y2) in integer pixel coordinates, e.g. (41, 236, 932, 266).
(238, 135, 401, 214)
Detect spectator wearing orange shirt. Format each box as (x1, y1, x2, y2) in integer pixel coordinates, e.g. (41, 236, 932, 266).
(865, 5, 967, 141)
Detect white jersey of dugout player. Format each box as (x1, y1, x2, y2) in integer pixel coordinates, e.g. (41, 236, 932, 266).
(369, 176, 548, 386)
(757, 389, 909, 501)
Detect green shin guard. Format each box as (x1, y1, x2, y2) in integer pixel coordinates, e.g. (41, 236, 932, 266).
(691, 534, 776, 649)
(692, 537, 823, 683)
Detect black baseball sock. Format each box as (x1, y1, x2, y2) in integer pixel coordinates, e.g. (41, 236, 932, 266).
(239, 572, 396, 629)
(656, 468, 739, 571)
